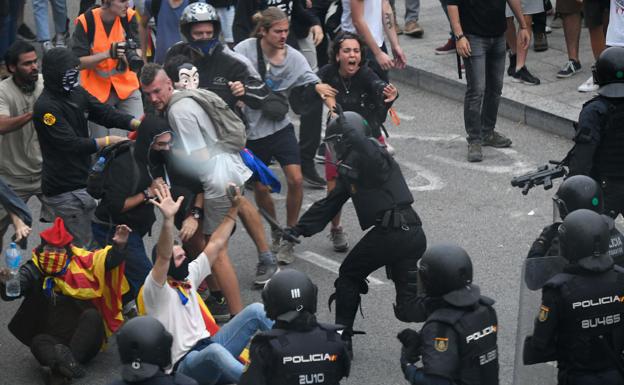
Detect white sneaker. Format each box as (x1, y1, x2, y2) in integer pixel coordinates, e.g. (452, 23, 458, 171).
(578, 76, 599, 93)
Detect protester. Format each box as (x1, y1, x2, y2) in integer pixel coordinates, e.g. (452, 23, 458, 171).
(234, 7, 331, 264)
(0, 217, 130, 385)
(138, 182, 273, 385)
(34, 47, 140, 248)
(0, 41, 45, 251)
(92, 115, 172, 308)
(317, 32, 399, 252)
(33, 0, 68, 52)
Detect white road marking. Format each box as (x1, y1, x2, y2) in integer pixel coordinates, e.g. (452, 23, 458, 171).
(428, 153, 535, 175)
(390, 133, 463, 142)
(298, 251, 386, 285)
(394, 112, 416, 121)
(398, 161, 445, 191)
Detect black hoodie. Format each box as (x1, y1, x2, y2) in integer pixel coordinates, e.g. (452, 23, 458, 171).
(34, 48, 135, 196)
(94, 115, 170, 236)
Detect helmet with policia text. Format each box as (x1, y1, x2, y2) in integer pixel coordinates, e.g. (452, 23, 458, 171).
(180, 2, 221, 42)
(552, 175, 603, 221)
(417, 243, 481, 307)
(593, 46, 624, 98)
(558, 209, 613, 271)
(324, 107, 372, 161)
(262, 269, 318, 322)
(117, 316, 173, 382)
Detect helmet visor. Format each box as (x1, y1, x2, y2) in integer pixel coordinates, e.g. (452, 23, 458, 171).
(324, 134, 347, 161)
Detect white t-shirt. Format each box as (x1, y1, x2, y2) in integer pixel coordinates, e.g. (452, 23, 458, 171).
(167, 96, 252, 198)
(141, 255, 212, 367)
(341, 0, 384, 48)
(607, 0, 624, 47)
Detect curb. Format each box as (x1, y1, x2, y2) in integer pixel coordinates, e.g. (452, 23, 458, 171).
(391, 65, 577, 140)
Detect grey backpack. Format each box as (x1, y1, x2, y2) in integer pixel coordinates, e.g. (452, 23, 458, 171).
(167, 89, 247, 152)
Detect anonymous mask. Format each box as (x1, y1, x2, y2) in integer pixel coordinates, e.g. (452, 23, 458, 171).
(174, 64, 199, 90)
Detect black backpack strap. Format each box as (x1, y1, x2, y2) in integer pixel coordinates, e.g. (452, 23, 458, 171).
(256, 38, 266, 80)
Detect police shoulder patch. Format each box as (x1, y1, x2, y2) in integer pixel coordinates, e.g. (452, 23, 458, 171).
(434, 337, 448, 352)
(538, 305, 549, 322)
(43, 113, 56, 126)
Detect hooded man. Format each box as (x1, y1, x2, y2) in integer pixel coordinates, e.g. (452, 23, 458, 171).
(92, 114, 172, 307)
(34, 47, 141, 248)
(0, 217, 130, 385)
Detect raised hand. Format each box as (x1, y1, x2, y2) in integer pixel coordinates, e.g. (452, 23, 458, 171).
(150, 183, 183, 220)
(112, 224, 132, 247)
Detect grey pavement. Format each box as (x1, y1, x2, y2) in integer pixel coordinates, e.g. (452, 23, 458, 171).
(1, 80, 579, 385)
(392, 0, 598, 138)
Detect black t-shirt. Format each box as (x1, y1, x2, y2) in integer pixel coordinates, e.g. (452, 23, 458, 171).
(446, 0, 507, 37)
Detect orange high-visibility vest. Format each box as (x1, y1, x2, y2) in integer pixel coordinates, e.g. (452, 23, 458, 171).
(76, 8, 140, 103)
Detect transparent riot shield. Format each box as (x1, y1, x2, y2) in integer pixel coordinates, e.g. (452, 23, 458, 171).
(512, 257, 566, 385)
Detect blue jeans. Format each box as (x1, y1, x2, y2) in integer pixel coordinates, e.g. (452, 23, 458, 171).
(463, 34, 506, 144)
(405, 0, 420, 22)
(91, 222, 152, 300)
(178, 303, 274, 385)
(33, 0, 67, 42)
(0, 0, 19, 61)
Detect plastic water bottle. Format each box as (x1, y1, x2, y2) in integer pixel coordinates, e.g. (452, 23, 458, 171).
(92, 156, 106, 172)
(5, 242, 21, 297)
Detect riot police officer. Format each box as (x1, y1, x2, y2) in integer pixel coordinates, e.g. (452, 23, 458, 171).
(239, 269, 351, 385)
(108, 316, 198, 385)
(285, 110, 427, 354)
(567, 46, 624, 218)
(523, 209, 624, 385)
(397, 244, 499, 385)
(528, 175, 624, 265)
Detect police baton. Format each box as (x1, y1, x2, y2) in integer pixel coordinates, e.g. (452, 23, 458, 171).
(456, 52, 462, 80)
(257, 207, 301, 244)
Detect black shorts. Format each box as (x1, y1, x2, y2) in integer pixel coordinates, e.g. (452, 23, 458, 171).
(584, 0, 609, 28)
(246, 124, 301, 169)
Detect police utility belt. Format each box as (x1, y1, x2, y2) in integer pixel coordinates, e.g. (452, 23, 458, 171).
(376, 206, 419, 230)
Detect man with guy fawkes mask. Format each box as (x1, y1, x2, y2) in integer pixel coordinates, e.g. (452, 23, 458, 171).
(0, 217, 131, 384)
(0, 41, 46, 251)
(92, 115, 172, 310)
(34, 47, 141, 249)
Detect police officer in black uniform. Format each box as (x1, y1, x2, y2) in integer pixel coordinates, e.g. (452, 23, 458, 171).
(528, 175, 624, 265)
(285, 110, 427, 354)
(239, 269, 350, 385)
(523, 209, 624, 385)
(109, 316, 198, 385)
(397, 244, 499, 385)
(566, 46, 624, 218)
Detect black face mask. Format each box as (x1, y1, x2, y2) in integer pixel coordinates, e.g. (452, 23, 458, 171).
(168, 257, 189, 281)
(148, 148, 167, 166)
(62, 68, 80, 92)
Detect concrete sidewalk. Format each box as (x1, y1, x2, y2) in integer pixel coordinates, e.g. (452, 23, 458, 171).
(390, 0, 598, 138)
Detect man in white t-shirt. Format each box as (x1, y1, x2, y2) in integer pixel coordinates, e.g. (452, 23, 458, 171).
(141, 183, 273, 384)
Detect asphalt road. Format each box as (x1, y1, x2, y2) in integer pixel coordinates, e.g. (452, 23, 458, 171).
(0, 79, 576, 385)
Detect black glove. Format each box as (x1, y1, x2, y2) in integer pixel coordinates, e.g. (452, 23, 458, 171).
(109, 41, 127, 59)
(282, 227, 301, 244)
(528, 222, 561, 258)
(397, 328, 422, 374)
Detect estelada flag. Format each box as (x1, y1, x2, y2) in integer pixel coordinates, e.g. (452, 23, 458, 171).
(32, 245, 129, 336)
